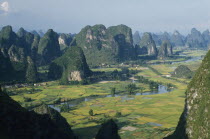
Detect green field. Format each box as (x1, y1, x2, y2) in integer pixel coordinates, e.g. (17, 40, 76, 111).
(9, 49, 207, 139)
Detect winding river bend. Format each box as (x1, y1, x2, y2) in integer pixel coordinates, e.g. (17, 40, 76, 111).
(49, 54, 203, 112)
(49, 85, 172, 112)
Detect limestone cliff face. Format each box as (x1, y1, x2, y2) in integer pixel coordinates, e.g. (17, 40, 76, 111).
(139, 32, 158, 56)
(133, 31, 141, 46)
(0, 26, 39, 82)
(75, 24, 135, 66)
(38, 29, 61, 65)
(202, 30, 210, 47)
(58, 33, 73, 51)
(158, 40, 173, 59)
(186, 28, 206, 48)
(69, 71, 83, 81)
(166, 50, 210, 139)
(8, 45, 26, 62)
(0, 25, 17, 49)
(171, 30, 185, 47)
(48, 46, 91, 82)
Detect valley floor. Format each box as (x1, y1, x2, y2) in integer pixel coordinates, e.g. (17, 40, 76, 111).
(9, 49, 206, 139)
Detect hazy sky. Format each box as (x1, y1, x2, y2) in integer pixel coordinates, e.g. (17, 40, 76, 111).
(0, 0, 210, 34)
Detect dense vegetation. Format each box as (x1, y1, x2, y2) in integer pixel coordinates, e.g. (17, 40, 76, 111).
(37, 29, 61, 66)
(1, 24, 210, 139)
(158, 40, 173, 59)
(166, 49, 210, 139)
(172, 65, 193, 79)
(74, 24, 135, 67)
(138, 32, 158, 56)
(48, 46, 92, 84)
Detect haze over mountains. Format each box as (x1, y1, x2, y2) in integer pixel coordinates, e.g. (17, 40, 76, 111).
(1, 24, 210, 84)
(1, 23, 210, 139)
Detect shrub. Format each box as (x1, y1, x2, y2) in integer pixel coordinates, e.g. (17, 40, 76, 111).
(115, 111, 122, 117)
(89, 109, 94, 116)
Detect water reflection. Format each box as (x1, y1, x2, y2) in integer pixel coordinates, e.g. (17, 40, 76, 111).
(48, 85, 172, 112)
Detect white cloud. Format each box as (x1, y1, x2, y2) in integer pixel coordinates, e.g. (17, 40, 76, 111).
(0, 1, 9, 13)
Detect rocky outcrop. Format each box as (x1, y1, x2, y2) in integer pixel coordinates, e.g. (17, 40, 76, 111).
(37, 29, 61, 65)
(172, 65, 193, 79)
(0, 25, 17, 49)
(139, 32, 158, 56)
(74, 24, 135, 66)
(202, 29, 210, 47)
(0, 90, 76, 139)
(171, 30, 185, 47)
(31, 35, 40, 62)
(34, 104, 75, 138)
(25, 56, 39, 83)
(58, 33, 73, 50)
(165, 50, 210, 139)
(95, 119, 121, 139)
(185, 28, 206, 48)
(133, 31, 141, 46)
(152, 33, 162, 46)
(158, 40, 173, 59)
(69, 71, 83, 81)
(48, 46, 91, 83)
(0, 26, 38, 82)
(159, 32, 171, 42)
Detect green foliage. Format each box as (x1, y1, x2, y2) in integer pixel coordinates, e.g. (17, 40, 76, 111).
(158, 40, 173, 59)
(138, 32, 157, 56)
(115, 111, 122, 117)
(121, 67, 129, 75)
(49, 46, 92, 82)
(125, 83, 137, 94)
(172, 65, 193, 79)
(37, 29, 61, 65)
(0, 25, 17, 48)
(23, 97, 32, 102)
(75, 24, 135, 67)
(167, 50, 210, 139)
(136, 76, 159, 90)
(111, 87, 116, 95)
(25, 57, 38, 83)
(60, 103, 70, 112)
(89, 109, 94, 116)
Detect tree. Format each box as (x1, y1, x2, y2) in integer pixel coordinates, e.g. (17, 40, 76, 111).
(121, 67, 129, 74)
(89, 109, 94, 116)
(139, 87, 145, 93)
(125, 83, 136, 94)
(111, 87, 116, 95)
(115, 111, 122, 117)
(60, 103, 70, 112)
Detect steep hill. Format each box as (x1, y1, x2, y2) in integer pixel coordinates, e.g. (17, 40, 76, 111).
(48, 46, 91, 83)
(165, 50, 210, 139)
(74, 24, 135, 66)
(0, 88, 76, 139)
(139, 32, 158, 56)
(38, 29, 61, 65)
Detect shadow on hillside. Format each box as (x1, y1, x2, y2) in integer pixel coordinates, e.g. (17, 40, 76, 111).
(73, 125, 100, 139)
(73, 119, 132, 139)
